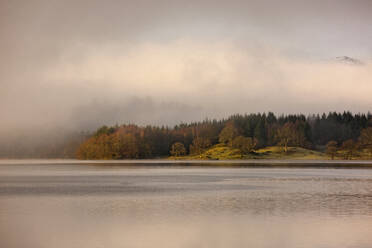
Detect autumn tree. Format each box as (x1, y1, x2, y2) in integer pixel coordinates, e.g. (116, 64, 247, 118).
(326, 140, 338, 160)
(189, 137, 211, 155)
(218, 122, 240, 146)
(232, 136, 257, 154)
(276, 122, 294, 152)
(170, 142, 186, 157)
(341, 139, 356, 160)
(359, 127, 372, 156)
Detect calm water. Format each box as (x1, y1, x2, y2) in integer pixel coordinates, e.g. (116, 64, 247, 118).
(1, 160, 372, 248)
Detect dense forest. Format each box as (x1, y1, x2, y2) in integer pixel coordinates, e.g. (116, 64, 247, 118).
(76, 112, 372, 160)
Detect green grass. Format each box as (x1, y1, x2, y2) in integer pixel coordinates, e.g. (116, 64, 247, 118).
(254, 146, 326, 159)
(170, 144, 242, 160)
(334, 148, 372, 160)
(170, 145, 327, 160)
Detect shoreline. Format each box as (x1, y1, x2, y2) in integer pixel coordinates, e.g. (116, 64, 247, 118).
(2, 158, 372, 167)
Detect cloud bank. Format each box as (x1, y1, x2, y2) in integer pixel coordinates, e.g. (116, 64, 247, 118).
(1, 0, 372, 136)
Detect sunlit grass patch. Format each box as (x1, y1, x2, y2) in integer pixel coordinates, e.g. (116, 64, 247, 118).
(170, 145, 327, 160)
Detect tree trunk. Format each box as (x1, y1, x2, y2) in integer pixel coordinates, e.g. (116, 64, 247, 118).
(284, 141, 288, 153)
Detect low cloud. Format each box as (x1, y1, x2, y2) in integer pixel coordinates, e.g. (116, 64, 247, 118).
(2, 39, 372, 133)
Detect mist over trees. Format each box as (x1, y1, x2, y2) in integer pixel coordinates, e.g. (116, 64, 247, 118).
(75, 111, 372, 160)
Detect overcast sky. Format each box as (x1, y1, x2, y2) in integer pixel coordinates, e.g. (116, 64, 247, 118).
(1, 0, 372, 133)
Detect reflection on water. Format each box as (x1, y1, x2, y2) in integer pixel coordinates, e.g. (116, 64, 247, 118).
(1, 161, 372, 248)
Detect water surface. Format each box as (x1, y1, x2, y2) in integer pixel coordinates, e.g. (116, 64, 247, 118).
(1, 160, 372, 248)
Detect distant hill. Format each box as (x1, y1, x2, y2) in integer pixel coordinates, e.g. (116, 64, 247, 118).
(334, 56, 364, 65)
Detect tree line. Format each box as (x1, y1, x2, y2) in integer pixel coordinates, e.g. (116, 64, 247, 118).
(76, 111, 372, 159)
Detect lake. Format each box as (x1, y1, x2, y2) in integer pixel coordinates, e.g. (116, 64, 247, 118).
(1, 160, 372, 248)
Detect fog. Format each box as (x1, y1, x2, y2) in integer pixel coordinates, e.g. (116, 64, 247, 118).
(1, 0, 372, 153)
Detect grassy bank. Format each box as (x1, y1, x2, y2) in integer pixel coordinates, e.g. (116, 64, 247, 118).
(170, 145, 327, 160)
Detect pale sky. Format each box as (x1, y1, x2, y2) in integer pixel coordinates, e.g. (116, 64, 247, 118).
(1, 0, 372, 133)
